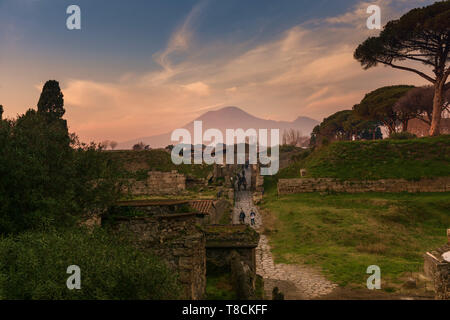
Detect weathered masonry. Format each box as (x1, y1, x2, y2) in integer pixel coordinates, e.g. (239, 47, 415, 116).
(278, 177, 450, 195)
(111, 212, 206, 299)
(424, 230, 450, 300)
(126, 170, 186, 195)
(105, 200, 259, 299)
(204, 225, 260, 299)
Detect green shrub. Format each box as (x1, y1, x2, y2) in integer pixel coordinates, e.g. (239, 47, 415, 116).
(389, 132, 417, 140)
(0, 111, 124, 234)
(0, 227, 181, 300)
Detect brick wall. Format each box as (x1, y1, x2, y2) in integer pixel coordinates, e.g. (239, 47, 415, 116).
(278, 177, 450, 195)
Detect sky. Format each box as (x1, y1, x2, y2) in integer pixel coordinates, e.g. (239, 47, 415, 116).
(0, 0, 437, 143)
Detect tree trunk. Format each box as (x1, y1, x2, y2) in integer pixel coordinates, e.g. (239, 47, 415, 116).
(429, 79, 445, 136)
(402, 119, 408, 132)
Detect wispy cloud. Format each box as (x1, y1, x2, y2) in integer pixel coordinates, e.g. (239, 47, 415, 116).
(61, 0, 435, 143)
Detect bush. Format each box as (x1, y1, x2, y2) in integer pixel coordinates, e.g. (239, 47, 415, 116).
(0, 227, 181, 300)
(0, 111, 124, 234)
(389, 132, 417, 140)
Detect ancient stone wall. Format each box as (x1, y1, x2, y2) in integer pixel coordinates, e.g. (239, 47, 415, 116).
(127, 170, 186, 195)
(278, 177, 450, 195)
(424, 243, 450, 300)
(112, 213, 205, 300)
(230, 250, 258, 300)
(204, 225, 259, 276)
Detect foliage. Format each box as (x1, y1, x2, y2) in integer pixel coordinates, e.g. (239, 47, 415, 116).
(354, 1, 450, 135)
(0, 92, 123, 235)
(132, 142, 150, 151)
(312, 110, 383, 146)
(353, 85, 415, 134)
(0, 227, 181, 299)
(281, 129, 309, 147)
(395, 86, 450, 126)
(37, 80, 65, 120)
(205, 273, 236, 300)
(389, 132, 417, 140)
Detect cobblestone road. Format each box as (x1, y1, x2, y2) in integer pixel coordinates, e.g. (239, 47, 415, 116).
(233, 166, 337, 299)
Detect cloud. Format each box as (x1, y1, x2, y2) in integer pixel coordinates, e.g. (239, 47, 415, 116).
(182, 81, 210, 96)
(61, 0, 435, 143)
(153, 0, 208, 73)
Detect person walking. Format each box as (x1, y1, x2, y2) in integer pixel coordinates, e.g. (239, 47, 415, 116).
(239, 209, 246, 224)
(250, 210, 256, 226)
(242, 176, 247, 191)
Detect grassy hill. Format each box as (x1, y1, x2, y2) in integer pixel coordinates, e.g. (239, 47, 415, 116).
(271, 135, 450, 188)
(261, 135, 450, 292)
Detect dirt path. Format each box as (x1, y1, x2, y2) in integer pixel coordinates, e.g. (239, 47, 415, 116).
(232, 166, 337, 299)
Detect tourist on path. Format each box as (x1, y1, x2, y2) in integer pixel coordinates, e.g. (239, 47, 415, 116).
(242, 176, 247, 191)
(239, 209, 246, 224)
(250, 210, 256, 226)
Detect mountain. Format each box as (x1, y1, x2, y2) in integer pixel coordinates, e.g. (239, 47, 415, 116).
(118, 106, 319, 149)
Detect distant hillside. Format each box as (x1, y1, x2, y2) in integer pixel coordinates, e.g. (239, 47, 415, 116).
(269, 135, 450, 184)
(118, 106, 319, 149)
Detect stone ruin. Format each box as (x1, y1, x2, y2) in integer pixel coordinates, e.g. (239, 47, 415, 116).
(424, 229, 450, 299)
(104, 199, 260, 299)
(126, 170, 187, 196)
(204, 225, 260, 299)
(278, 177, 450, 194)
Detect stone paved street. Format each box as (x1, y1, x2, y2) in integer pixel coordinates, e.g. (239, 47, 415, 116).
(233, 166, 337, 299)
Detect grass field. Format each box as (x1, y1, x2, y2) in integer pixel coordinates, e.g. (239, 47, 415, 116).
(260, 192, 450, 289)
(277, 135, 450, 181)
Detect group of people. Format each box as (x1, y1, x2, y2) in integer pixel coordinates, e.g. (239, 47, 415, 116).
(239, 208, 256, 226)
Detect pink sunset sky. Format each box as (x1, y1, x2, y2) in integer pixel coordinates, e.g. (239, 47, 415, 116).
(0, 0, 435, 143)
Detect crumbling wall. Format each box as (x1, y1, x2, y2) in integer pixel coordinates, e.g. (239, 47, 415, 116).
(127, 170, 186, 195)
(204, 225, 259, 279)
(112, 213, 206, 300)
(424, 241, 450, 300)
(230, 250, 258, 300)
(278, 177, 450, 194)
